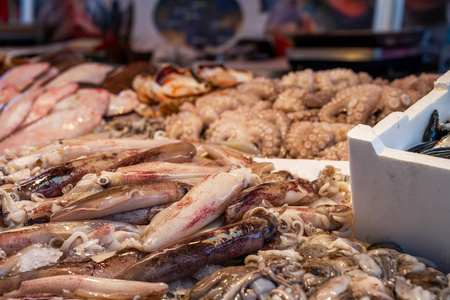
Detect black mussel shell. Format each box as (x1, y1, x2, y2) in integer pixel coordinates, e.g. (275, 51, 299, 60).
(421, 146, 450, 158)
(423, 109, 439, 142)
(405, 140, 437, 153)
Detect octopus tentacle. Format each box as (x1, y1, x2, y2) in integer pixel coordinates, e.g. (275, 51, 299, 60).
(273, 87, 307, 112)
(195, 94, 241, 125)
(317, 141, 349, 161)
(285, 122, 335, 159)
(279, 69, 315, 92)
(164, 111, 203, 140)
(255, 109, 291, 140)
(287, 109, 321, 123)
(329, 123, 355, 143)
(247, 119, 282, 157)
(319, 84, 383, 124)
(237, 77, 277, 100)
(374, 86, 411, 123)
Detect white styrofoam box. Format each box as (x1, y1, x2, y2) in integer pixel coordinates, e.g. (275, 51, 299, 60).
(348, 70, 450, 273)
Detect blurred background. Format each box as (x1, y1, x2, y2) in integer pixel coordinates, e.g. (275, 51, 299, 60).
(0, 0, 449, 79)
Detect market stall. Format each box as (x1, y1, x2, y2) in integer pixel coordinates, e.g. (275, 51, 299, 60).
(0, 0, 449, 299)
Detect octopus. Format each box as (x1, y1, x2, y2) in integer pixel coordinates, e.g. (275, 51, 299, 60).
(287, 109, 321, 123)
(236, 77, 278, 100)
(273, 87, 307, 112)
(391, 72, 439, 104)
(161, 67, 437, 160)
(278, 68, 374, 108)
(285, 121, 354, 159)
(319, 84, 415, 125)
(317, 141, 350, 161)
(164, 110, 203, 141)
(318, 84, 383, 124)
(206, 112, 283, 157)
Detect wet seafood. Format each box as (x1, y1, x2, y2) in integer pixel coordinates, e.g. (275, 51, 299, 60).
(21, 82, 78, 126)
(5, 275, 168, 299)
(116, 217, 275, 283)
(193, 63, 253, 87)
(189, 230, 448, 300)
(0, 84, 19, 110)
(0, 220, 137, 255)
(142, 167, 260, 252)
(2, 138, 179, 175)
(285, 121, 354, 159)
(105, 89, 140, 117)
(45, 62, 114, 88)
(0, 88, 44, 141)
(225, 178, 319, 224)
(50, 181, 189, 222)
(405, 109, 450, 159)
(0, 62, 50, 92)
(0, 88, 110, 154)
(391, 72, 439, 103)
(98, 162, 233, 187)
(133, 63, 211, 114)
(161, 67, 436, 159)
(15, 151, 136, 199)
(0, 249, 144, 294)
(16, 141, 196, 199)
(0, 59, 446, 299)
(28, 66, 59, 90)
(102, 61, 156, 94)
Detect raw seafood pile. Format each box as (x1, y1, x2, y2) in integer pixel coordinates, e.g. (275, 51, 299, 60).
(0, 59, 447, 299)
(0, 60, 159, 156)
(0, 60, 438, 160)
(153, 66, 438, 160)
(0, 140, 448, 299)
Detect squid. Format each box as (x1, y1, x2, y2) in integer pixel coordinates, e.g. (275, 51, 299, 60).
(97, 161, 234, 187)
(16, 151, 140, 199)
(17, 142, 196, 199)
(225, 178, 319, 224)
(50, 181, 190, 222)
(116, 217, 275, 283)
(0, 220, 140, 255)
(0, 249, 144, 294)
(142, 167, 261, 252)
(3, 138, 180, 175)
(4, 275, 168, 299)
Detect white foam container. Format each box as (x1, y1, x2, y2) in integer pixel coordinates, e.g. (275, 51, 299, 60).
(348, 70, 450, 273)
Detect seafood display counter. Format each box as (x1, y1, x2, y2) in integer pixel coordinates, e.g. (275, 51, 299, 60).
(348, 70, 450, 273)
(0, 57, 449, 298)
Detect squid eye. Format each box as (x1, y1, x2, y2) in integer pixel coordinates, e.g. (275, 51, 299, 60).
(97, 176, 111, 187)
(180, 184, 191, 195)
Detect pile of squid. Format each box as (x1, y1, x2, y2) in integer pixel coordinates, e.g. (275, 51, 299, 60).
(150, 65, 438, 160)
(0, 139, 447, 299)
(0, 137, 354, 298)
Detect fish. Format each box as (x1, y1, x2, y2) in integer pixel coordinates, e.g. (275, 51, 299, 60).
(45, 62, 114, 88)
(0, 88, 44, 141)
(22, 82, 79, 126)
